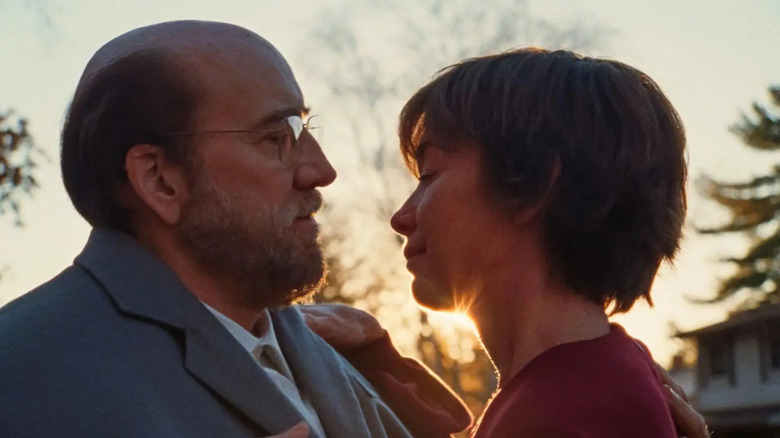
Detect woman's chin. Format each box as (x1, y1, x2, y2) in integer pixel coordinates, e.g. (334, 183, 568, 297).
(411, 278, 455, 312)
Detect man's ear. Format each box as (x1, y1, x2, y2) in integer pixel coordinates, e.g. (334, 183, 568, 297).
(125, 144, 190, 226)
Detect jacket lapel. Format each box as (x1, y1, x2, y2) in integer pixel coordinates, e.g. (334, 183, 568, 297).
(75, 228, 305, 435)
(182, 322, 306, 435)
(272, 308, 375, 437)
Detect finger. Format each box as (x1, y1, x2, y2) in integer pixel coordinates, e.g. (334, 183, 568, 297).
(299, 305, 332, 321)
(301, 307, 353, 333)
(301, 309, 343, 332)
(299, 303, 350, 317)
(664, 385, 709, 438)
(300, 304, 385, 350)
(268, 422, 309, 438)
(303, 315, 341, 342)
(654, 361, 690, 403)
(302, 305, 382, 337)
(301, 310, 328, 327)
(303, 303, 373, 323)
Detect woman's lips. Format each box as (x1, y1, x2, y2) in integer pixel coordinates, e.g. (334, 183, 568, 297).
(404, 246, 426, 260)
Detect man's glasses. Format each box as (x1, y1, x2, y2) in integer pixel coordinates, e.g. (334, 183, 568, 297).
(160, 115, 320, 166)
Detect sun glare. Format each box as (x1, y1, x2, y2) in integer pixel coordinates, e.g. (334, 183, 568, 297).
(427, 310, 477, 331)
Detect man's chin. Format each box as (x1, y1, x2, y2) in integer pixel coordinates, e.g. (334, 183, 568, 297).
(286, 275, 326, 305)
(263, 260, 327, 308)
(248, 282, 320, 310)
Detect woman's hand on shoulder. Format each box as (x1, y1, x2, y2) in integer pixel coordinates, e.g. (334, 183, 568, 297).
(299, 303, 385, 350)
(266, 422, 309, 438)
(653, 361, 711, 438)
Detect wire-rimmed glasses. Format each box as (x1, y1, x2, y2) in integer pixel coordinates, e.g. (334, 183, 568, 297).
(160, 115, 320, 165)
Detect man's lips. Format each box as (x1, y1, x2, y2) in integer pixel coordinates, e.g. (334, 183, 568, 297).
(293, 212, 317, 227)
(295, 192, 323, 223)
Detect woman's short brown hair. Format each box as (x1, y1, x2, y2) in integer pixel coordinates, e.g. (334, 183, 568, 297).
(399, 48, 687, 313)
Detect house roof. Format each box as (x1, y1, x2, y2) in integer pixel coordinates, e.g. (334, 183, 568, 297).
(677, 302, 780, 338)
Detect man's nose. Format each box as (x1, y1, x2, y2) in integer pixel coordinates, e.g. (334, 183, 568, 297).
(293, 137, 337, 190)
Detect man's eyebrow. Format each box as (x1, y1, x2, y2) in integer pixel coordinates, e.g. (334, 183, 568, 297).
(250, 106, 311, 128)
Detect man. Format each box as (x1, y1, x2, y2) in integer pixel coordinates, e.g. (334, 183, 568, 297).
(0, 21, 467, 438)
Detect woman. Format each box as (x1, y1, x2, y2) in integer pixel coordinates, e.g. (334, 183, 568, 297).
(387, 47, 699, 437)
(308, 47, 710, 437)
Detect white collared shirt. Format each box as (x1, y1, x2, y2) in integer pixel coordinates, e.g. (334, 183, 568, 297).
(203, 304, 326, 437)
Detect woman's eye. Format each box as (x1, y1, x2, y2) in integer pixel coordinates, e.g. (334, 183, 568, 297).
(419, 172, 435, 183)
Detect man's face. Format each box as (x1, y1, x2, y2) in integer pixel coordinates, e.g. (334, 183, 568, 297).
(177, 41, 337, 309)
(390, 133, 521, 314)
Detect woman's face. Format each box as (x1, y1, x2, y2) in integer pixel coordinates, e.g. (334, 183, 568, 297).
(390, 135, 521, 314)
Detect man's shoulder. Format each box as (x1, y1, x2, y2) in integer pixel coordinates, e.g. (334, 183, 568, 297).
(0, 264, 103, 324)
(0, 264, 117, 360)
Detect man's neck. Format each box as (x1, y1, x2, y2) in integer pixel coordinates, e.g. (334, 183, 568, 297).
(135, 225, 266, 333)
(193, 275, 269, 335)
(470, 278, 610, 388)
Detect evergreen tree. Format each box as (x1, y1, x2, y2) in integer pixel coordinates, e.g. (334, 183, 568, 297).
(699, 86, 780, 307)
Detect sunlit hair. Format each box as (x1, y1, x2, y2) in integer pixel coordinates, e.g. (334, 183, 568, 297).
(399, 48, 687, 313)
(61, 48, 201, 232)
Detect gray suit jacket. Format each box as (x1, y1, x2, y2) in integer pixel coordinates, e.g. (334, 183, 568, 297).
(0, 228, 414, 438)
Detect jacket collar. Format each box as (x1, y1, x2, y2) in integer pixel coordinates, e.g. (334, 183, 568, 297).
(74, 228, 310, 436)
(75, 228, 193, 329)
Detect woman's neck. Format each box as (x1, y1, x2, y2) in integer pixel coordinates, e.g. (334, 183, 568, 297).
(470, 281, 610, 388)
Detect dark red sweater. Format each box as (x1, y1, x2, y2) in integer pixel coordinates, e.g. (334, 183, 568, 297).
(472, 324, 676, 438)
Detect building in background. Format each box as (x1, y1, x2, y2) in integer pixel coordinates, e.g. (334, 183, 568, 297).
(677, 303, 780, 438)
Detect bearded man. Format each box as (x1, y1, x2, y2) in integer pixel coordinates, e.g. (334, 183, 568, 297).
(0, 21, 468, 438)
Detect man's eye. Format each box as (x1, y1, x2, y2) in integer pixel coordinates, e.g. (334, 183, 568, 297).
(249, 131, 282, 144)
(419, 172, 435, 183)
(263, 134, 283, 142)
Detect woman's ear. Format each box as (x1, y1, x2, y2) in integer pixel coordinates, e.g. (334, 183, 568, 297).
(512, 157, 561, 227)
(124, 144, 189, 226)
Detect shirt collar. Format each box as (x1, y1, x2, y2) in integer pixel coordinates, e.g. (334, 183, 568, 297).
(201, 303, 292, 378)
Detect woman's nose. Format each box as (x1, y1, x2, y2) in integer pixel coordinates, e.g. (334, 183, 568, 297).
(390, 198, 416, 237)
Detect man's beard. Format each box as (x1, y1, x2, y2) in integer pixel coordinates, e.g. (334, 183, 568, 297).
(177, 172, 326, 309)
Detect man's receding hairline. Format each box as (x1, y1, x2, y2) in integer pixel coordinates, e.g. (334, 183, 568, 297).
(79, 20, 280, 88)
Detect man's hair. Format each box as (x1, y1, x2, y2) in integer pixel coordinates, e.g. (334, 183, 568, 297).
(399, 48, 687, 313)
(61, 48, 201, 232)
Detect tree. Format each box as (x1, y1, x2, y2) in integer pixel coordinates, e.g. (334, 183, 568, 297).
(0, 110, 39, 282)
(0, 111, 38, 225)
(0, 1, 47, 225)
(301, 0, 608, 422)
(0, 0, 53, 284)
(698, 86, 780, 309)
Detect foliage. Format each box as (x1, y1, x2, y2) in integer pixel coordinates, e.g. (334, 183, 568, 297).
(0, 111, 38, 225)
(698, 86, 780, 308)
